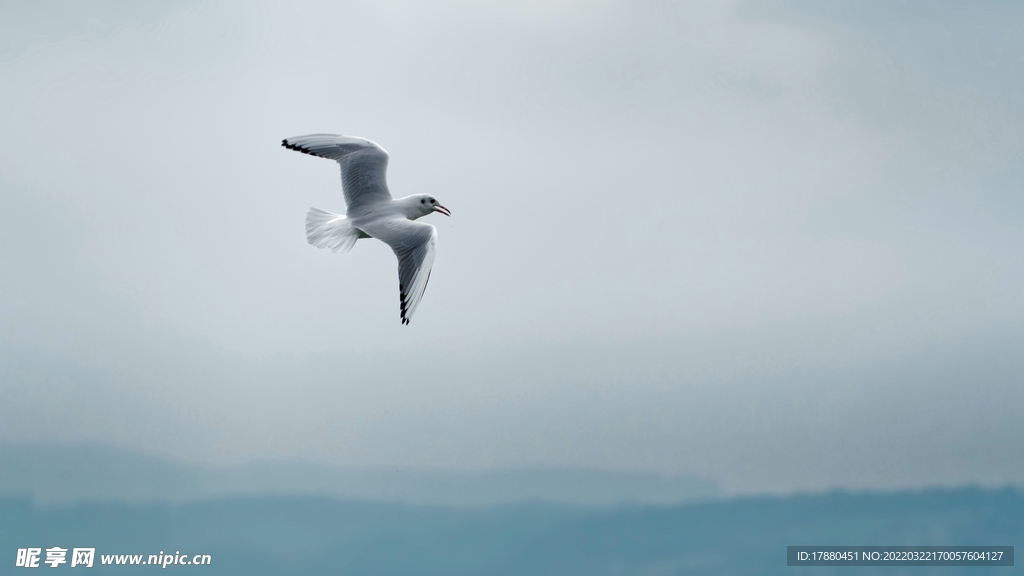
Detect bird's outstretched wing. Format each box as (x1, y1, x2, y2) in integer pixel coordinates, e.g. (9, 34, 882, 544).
(282, 134, 392, 212)
(358, 218, 437, 325)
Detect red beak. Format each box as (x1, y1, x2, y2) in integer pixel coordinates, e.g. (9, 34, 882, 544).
(433, 204, 451, 217)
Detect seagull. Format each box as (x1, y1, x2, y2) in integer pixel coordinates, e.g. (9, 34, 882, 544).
(282, 134, 451, 325)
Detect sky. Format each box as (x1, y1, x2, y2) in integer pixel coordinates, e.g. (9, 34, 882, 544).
(0, 0, 1022, 495)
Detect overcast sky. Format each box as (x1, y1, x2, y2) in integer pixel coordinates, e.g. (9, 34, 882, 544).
(1, 0, 1022, 495)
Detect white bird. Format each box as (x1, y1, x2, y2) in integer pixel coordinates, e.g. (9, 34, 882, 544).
(282, 134, 451, 325)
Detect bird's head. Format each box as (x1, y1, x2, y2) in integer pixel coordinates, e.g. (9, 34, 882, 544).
(415, 194, 451, 218)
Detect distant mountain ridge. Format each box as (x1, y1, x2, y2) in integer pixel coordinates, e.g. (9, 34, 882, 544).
(0, 443, 719, 506)
(2, 487, 1021, 575)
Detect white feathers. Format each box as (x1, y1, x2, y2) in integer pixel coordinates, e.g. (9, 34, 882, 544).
(305, 208, 360, 254)
(358, 218, 437, 325)
(284, 134, 447, 325)
(282, 134, 392, 213)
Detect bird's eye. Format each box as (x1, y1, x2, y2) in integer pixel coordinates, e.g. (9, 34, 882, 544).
(430, 198, 436, 204)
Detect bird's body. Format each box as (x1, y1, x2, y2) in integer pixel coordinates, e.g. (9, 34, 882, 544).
(282, 134, 450, 325)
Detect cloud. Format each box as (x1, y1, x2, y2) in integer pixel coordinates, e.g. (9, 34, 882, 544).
(0, 0, 1021, 493)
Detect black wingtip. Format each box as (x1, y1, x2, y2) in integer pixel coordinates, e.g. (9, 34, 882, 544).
(281, 139, 313, 155)
(399, 283, 409, 323)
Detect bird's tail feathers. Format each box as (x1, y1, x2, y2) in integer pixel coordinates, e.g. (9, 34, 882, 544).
(305, 208, 359, 254)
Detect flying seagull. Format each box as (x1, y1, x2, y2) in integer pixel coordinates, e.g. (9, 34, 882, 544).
(282, 134, 451, 325)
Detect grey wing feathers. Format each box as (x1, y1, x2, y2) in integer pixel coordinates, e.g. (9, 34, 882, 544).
(358, 219, 437, 325)
(282, 134, 392, 211)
